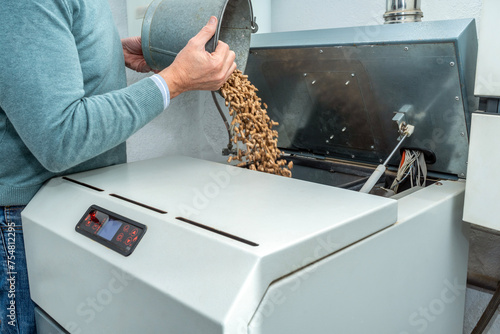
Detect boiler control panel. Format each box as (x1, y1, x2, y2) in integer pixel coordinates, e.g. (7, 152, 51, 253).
(75, 205, 146, 256)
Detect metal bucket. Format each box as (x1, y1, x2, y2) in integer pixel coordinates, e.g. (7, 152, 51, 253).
(142, 0, 256, 72)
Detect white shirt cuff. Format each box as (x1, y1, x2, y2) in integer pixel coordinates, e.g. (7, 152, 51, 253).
(150, 74, 170, 109)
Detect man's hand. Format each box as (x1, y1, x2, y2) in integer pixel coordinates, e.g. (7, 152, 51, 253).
(122, 36, 154, 73)
(159, 16, 237, 99)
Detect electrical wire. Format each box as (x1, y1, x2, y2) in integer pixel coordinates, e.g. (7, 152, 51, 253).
(390, 149, 428, 194)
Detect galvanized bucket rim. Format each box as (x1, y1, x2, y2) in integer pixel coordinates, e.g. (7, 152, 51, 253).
(141, 0, 252, 70)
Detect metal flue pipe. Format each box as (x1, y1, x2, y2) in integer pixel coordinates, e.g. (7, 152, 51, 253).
(384, 0, 423, 24)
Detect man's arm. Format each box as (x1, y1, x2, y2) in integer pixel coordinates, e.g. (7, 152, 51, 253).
(159, 16, 237, 98)
(0, 0, 234, 173)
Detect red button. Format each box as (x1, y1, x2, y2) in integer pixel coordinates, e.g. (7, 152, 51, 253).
(125, 237, 132, 246)
(123, 225, 130, 232)
(90, 211, 99, 223)
(131, 228, 138, 236)
(116, 233, 124, 242)
(133, 236, 138, 243)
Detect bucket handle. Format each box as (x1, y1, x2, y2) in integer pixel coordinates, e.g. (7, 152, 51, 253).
(248, 0, 258, 33)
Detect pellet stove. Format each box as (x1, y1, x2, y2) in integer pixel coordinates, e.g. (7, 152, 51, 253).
(23, 18, 477, 334)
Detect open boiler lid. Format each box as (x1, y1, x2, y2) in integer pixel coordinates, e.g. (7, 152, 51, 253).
(244, 19, 478, 178)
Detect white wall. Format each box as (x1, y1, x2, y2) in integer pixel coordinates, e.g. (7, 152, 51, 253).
(270, 0, 483, 32)
(252, 0, 272, 33)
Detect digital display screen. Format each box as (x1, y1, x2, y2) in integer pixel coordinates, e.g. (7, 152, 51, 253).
(97, 218, 123, 241)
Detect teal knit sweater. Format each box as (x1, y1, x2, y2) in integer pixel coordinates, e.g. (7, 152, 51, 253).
(0, 0, 165, 205)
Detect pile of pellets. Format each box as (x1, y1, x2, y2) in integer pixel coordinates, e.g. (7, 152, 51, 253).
(221, 70, 293, 177)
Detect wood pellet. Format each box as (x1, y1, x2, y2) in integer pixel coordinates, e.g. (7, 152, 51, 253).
(221, 70, 293, 177)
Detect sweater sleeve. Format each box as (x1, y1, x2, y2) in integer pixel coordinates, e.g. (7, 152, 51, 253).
(0, 0, 165, 173)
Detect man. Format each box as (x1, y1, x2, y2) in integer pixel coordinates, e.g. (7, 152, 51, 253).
(0, 0, 236, 332)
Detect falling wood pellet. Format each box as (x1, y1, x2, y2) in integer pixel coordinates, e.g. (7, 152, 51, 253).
(221, 70, 293, 177)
